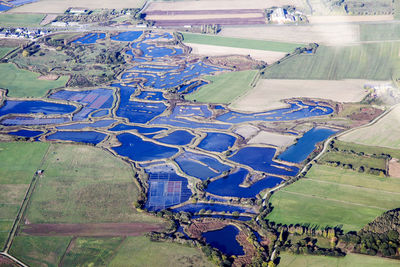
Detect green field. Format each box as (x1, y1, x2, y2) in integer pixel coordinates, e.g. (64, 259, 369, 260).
(61, 237, 123, 266)
(279, 252, 400, 267)
(0, 142, 49, 248)
(340, 105, 400, 149)
(360, 24, 400, 41)
(185, 70, 258, 104)
(333, 139, 400, 159)
(0, 63, 69, 98)
(0, 13, 45, 27)
(181, 33, 303, 53)
(319, 151, 386, 170)
(268, 165, 400, 232)
(26, 144, 161, 224)
(263, 43, 400, 80)
(0, 47, 16, 58)
(10, 236, 71, 267)
(109, 235, 213, 267)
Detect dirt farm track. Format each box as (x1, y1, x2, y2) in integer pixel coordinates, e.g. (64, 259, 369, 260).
(22, 223, 165, 236)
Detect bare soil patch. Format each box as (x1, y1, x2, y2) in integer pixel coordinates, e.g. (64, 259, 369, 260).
(0, 38, 29, 47)
(146, 13, 264, 21)
(219, 24, 360, 46)
(37, 74, 60, 80)
(0, 255, 17, 267)
(145, 0, 307, 11)
(348, 107, 384, 122)
(389, 158, 400, 178)
(40, 14, 58, 25)
(189, 43, 285, 63)
(308, 15, 394, 24)
(22, 223, 164, 236)
(248, 131, 296, 147)
(230, 79, 375, 112)
(233, 125, 259, 139)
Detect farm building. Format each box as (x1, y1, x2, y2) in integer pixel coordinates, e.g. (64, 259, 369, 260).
(270, 8, 296, 24)
(68, 8, 88, 15)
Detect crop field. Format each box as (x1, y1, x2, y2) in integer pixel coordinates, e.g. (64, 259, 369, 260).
(145, 0, 308, 11)
(9, 236, 71, 267)
(0, 47, 16, 59)
(268, 165, 400, 232)
(308, 15, 394, 24)
(333, 140, 400, 159)
(0, 63, 69, 98)
(340, 105, 400, 149)
(182, 33, 303, 53)
(263, 43, 400, 80)
(185, 70, 258, 104)
(360, 24, 400, 41)
(9, 0, 145, 13)
(0, 13, 45, 27)
(0, 142, 49, 247)
(219, 24, 360, 46)
(187, 43, 286, 63)
(61, 237, 123, 266)
(230, 79, 372, 112)
(25, 144, 162, 224)
(319, 151, 386, 170)
(279, 252, 400, 267)
(109, 235, 213, 267)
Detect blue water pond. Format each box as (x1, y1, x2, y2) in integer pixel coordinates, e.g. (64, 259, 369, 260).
(145, 171, 192, 211)
(112, 133, 178, 161)
(202, 225, 244, 256)
(229, 147, 299, 176)
(47, 131, 106, 144)
(198, 132, 236, 152)
(206, 168, 284, 198)
(112, 83, 166, 123)
(49, 88, 114, 121)
(175, 151, 231, 180)
(0, 100, 76, 117)
(154, 130, 195, 146)
(278, 127, 337, 163)
(172, 203, 254, 214)
(8, 130, 44, 138)
(217, 101, 333, 123)
(111, 31, 143, 41)
(72, 33, 105, 44)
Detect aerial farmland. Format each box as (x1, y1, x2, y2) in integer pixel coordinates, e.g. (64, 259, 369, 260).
(0, 0, 400, 266)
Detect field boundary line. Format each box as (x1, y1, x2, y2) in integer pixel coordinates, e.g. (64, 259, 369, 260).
(2, 144, 51, 255)
(0, 252, 27, 267)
